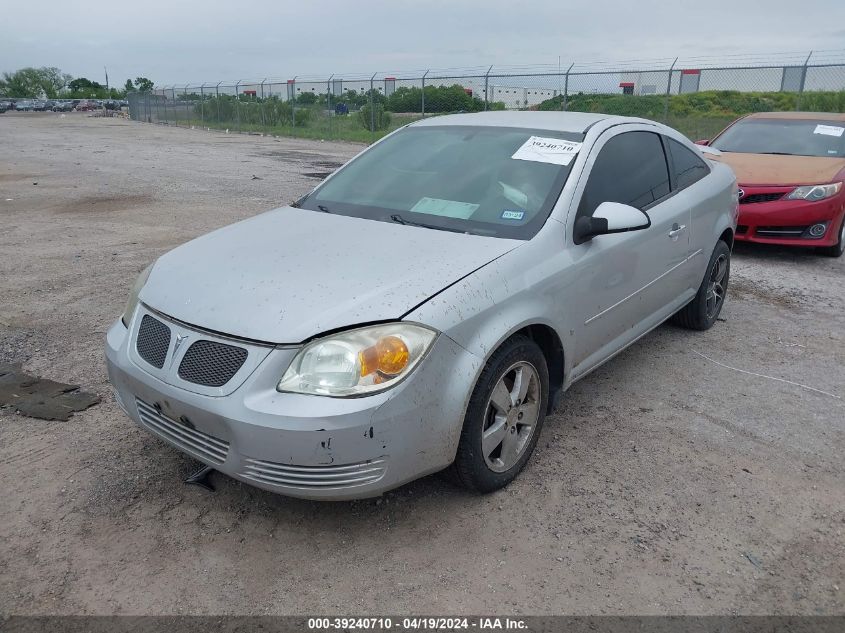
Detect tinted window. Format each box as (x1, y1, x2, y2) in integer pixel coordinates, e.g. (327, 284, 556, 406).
(300, 126, 582, 240)
(666, 137, 709, 190)
(711, 118, 845, 157)
(577, 131, 670, 219)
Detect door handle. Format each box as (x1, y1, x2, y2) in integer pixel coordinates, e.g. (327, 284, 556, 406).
(668, 223, 687, 240)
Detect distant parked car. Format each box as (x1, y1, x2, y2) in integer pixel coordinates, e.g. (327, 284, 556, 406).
(32, 100, 48, 111)
(15, 100, 34, 111)
(75, 100, 94, 111)
(104, 99, 121, 110)
(0, 102, 6, 114)
(52, 101, 73, 112)
(43, 100, 56, 110)
(701, 112, 845, 257)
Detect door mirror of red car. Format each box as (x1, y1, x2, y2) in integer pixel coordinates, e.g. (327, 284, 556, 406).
(694, 139, 710, 146)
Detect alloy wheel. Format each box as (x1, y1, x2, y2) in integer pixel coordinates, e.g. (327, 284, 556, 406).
(482, 361, 542, 473)
(705, 253, 728, 320)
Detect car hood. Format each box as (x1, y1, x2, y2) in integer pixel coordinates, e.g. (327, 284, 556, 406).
(139, 206, 521, 343)
(712, 152, 845, 186)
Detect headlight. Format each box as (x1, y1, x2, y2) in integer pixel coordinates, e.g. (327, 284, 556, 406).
(121, 263, 154, 326)
(785, 182, 842, 201)
(277, 323, 437, 397)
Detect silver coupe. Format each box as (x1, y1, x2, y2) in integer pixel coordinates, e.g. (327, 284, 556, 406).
(106, 111, 738, 499)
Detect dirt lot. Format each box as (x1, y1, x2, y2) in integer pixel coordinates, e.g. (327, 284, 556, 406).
(1, 112, 843, 616)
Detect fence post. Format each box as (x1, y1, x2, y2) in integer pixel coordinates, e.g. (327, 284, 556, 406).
(184, 84, 190, 124)
(796, 50, 813, 111)
(291, 76, 297, 134)
(171, 87, 177, 125)
(260, 78, 266, 131)
(563, 62, 574, 111)
(200, 84, 205, 124)
(327, 74, 334, 140)
(664, 57, 678, 123)
(215, 82, 221, 124)
(369, 75, 375, 133)
(234, 80, 241, 132)
(421, 70, 429, 118)
(484, 65, 493, 111)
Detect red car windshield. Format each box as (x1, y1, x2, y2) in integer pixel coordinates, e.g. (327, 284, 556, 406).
(712, 118, 845, 158)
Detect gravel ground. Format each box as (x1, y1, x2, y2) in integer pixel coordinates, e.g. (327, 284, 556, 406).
(0, 112, 843, 616)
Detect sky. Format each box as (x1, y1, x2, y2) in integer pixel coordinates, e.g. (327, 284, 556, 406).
(2, 0, 844, 86)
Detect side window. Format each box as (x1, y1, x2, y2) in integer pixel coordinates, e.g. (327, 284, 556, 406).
(577, 131, 670, 219)
(666, 137, 710, 190)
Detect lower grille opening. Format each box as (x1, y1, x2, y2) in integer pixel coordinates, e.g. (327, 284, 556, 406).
(756, 226, 808, 237)
(241, 457, 387, 490)
(135, 398, 229, 465)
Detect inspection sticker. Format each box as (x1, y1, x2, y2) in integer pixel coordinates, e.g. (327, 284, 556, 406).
(813, 124, 844, 137)
(512, 136, 583, 166)
(501, 209, 525, 221)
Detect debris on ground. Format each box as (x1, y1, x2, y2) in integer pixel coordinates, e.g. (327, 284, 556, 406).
(0, 363, 100, 421)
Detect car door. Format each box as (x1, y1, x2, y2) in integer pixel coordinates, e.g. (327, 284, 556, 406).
(663, 135, 716, 286)
(564, 127, 692, 380)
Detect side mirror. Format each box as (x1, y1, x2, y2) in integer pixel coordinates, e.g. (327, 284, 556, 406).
(573, 201, 651, 245)
(694, 139, 710, 146)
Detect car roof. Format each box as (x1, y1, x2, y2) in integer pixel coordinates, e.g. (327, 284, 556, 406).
(745, 111, 845, 122)
(408, 111, 615, 133)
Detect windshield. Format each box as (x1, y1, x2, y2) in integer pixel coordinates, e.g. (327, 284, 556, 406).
(299, 125, 583, 239)
(711, 118, 845, 158)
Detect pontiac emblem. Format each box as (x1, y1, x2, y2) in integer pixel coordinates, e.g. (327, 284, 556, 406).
(173, 333, 189, 355)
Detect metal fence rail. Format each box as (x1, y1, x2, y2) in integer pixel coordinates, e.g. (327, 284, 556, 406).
(128, 50, 845, 143)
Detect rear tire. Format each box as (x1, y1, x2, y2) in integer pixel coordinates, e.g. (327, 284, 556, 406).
(673, 240, 731, 331)
(818, 216, 845, 258)
(451, 335, 549, 493)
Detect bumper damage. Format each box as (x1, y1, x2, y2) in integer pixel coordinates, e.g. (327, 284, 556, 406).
(105, 312, 481, 500)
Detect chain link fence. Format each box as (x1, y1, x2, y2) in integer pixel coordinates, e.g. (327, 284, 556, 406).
(128, 50, 845, 143)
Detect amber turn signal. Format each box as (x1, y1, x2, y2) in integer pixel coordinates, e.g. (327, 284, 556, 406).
(359, 335, 410, 377)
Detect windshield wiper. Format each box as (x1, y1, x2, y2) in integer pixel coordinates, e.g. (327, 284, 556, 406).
(389, 214, 467, 234)
(317, 204, 333, 213)
(757, 152, 796, 156)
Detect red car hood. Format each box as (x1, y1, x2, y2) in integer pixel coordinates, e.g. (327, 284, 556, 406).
(713, 152, 845, 186)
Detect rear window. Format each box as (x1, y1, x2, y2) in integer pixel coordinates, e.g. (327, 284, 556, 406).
(711, 118, 845, 158)
(666, 137, 710, 190)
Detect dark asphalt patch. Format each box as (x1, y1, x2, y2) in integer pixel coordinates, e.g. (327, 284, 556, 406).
(0, 364, 100, 421)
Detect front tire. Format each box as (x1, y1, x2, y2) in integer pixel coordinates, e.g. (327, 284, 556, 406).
(452, 336, 549, 493)
(673, 240, 731, 330)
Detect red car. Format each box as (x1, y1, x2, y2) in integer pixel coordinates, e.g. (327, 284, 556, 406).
(700, 112, 845, 257)
(75, 100, 95, 111)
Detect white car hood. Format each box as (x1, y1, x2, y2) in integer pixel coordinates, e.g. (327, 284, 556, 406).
(139, 206, 520, 343)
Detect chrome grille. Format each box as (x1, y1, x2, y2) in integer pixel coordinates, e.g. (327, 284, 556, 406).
(756, 225, 807, 237)
(136, 315, 171, 369)
(135, 398, 229, 465)
(178, 340, 248, 387)
(241, 457, 387, 489)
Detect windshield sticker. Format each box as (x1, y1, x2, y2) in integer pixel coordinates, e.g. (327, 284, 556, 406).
(813, 124, 844, 137)
(501, 209, 525, 221)
(410, 197, 479, 219)
(512, 136, 583, 166)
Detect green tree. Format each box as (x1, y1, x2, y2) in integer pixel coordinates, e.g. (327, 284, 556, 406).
(124, 79, 135, 93)
(134, 77, 154, 92)
(0, 67, 71, 98)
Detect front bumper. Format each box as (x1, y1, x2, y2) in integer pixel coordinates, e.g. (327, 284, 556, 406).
(736, 185, 844, 247)
(105, 310, 482, 500)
